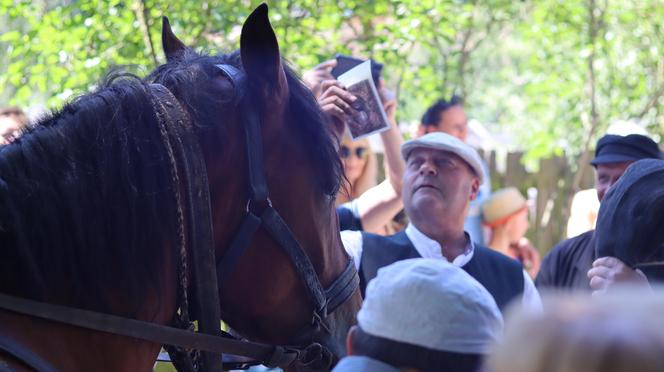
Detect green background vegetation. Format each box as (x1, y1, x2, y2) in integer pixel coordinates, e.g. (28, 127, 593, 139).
(1, 0, 663, 165)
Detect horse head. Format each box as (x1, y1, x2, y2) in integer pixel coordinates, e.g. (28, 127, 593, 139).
(0, 4, 360, 371)
(152, 4, 362, 368)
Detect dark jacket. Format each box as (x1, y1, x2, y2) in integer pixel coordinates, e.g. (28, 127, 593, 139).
(360, 231, 524, 310)
(535, 230, 595, 291)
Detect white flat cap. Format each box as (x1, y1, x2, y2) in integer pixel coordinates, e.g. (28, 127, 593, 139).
(358, 258, 503, 354)
(401, 132, 485, 183)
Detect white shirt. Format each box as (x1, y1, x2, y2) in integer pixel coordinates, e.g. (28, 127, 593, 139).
(341, 223, 542, 311)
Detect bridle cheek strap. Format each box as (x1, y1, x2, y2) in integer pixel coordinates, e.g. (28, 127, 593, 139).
(214, 63, 359, 327)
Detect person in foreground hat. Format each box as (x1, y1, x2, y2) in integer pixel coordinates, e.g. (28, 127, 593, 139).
(536, 133, 662, 292)
(482, 187, 541, 278)
(341, 132, 541, 311)
(333, 258, 503, 372)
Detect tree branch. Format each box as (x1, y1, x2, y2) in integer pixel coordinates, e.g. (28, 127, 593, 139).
(132, 0, 158, 67)
(569, 0, 607, 208)
(394, 40, 415, 100)
(457, 8, 477, 98)
(637, 85, 664, 118)
(637, 57, 664, 118)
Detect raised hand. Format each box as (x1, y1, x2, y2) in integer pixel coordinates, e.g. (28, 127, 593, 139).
(510, 238, 541, 278)
(302, 59, 337, 98)
(317, 80, 357, 140)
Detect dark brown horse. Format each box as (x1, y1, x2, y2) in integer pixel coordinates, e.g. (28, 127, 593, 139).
(0, 5, 361, 371)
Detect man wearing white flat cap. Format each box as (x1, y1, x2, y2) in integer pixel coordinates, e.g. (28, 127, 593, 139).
(341, 132, 541, 311)
(333, 258, 503, 371)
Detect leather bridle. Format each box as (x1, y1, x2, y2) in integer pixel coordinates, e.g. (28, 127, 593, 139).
(0, 64, 359, 372)
(214, 64, 359, 334)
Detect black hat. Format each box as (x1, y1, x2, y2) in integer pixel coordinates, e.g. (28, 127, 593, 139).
(590, 134, 662, 166)
(595, 159, 664, 267)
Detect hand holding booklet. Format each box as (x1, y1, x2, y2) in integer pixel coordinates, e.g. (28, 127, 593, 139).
(337, 61, 390, 140)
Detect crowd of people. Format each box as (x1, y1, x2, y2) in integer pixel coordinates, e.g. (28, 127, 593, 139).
(301, 57, 664, 371)
(2, 53, 663, 372)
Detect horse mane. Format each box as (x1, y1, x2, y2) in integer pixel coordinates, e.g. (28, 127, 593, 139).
(0, 76, 178, 317)
(0, 48, 342, 319)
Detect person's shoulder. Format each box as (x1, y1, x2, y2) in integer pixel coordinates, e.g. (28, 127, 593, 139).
(362, 230, 409, 243)
(337, 203, 363, 231)
(537, 230, 595, 288)
(361, 230, 413, 256)
(547, 230, 595, 260)
(538, 230, 594, 275)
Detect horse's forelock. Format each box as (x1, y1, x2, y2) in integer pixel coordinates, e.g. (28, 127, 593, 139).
(283, 65, 343, 197)
(149, 51, 342, 197)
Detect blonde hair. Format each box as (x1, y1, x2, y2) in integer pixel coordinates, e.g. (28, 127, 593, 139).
(336, 135, 378, 205)
(488, 288, 664, 372)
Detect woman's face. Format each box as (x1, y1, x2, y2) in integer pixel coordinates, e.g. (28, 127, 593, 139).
(340, 139, 369, 186)
(508, 208, 530, 242)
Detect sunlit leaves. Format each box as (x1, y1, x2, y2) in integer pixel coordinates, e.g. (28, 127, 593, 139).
(0, 0, 662, 160)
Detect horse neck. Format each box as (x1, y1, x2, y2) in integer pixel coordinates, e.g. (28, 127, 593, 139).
(0, 79, 204, 372)
(0, 310, 162, 372)
(0, 245, 178, 371)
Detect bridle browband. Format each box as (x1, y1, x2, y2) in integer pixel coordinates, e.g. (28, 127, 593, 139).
(0, 64, 359, 372)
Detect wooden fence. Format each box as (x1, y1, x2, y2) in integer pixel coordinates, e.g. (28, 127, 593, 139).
(484, 150, 595, 255)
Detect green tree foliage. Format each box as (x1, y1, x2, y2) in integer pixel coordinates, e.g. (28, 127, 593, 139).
(1, 0, 662, 162)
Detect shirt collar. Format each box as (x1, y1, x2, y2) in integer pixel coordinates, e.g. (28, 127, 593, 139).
(405, 223, 475, 267)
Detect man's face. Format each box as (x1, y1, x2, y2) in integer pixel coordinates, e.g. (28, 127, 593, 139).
(595, 161, 633, 202)
(424, 105, 468, 142)
(0, 115, 23, 145)
(403, 148, 480, 223)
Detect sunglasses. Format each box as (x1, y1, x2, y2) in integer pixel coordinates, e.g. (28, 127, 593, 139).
(340, 145, 368, 159)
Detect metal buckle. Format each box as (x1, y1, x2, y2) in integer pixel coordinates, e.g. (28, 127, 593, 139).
(245, 198, 272, 214)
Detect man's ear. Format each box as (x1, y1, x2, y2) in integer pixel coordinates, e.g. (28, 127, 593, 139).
(239, 3, 288, 101)
(346, 325, 358, 355)
(162, 16, 190, 62)
(416, 125, 427, 138)
(469, 177, 481, 201)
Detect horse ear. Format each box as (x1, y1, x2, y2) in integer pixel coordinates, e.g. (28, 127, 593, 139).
(162, 16, 188, 62)
(240, 3, 288, 99)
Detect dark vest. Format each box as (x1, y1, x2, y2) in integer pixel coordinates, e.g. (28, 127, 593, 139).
(360, 231, 525, 311)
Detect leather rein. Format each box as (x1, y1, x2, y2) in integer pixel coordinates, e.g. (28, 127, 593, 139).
(0, 64, 359, 371)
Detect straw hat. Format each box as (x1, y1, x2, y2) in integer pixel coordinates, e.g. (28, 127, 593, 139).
(482, 187, 528, 228)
